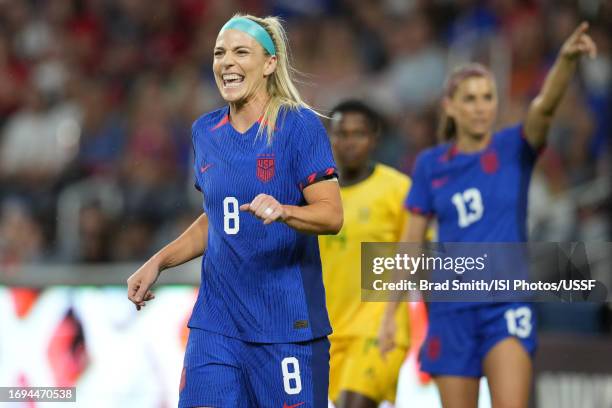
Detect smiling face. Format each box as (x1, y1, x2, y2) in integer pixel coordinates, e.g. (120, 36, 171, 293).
(445, 75, 498, 141)
(213, 29, 277, 104)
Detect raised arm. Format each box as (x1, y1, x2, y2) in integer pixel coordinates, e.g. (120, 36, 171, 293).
(127, 213, 209, 310)
(524, 22, 597, 150)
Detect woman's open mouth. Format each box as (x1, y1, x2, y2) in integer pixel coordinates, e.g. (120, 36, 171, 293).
(222, 73, 245, 88)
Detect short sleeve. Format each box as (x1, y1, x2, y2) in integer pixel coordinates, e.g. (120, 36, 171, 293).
(292, 110, 338, 190)
(497, 124, 543, 165)
(191, 123, 202, 192)
(405, 152, 433, 216)
(192, 155, 201, 191)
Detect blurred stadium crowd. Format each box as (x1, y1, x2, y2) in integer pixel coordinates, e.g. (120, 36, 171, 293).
(0, 0, 610, 268)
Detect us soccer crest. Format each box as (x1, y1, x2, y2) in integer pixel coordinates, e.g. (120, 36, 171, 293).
(256, 154, 275, 182)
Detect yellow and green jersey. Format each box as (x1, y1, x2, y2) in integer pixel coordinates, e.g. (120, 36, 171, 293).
(320, 164, 411, 346)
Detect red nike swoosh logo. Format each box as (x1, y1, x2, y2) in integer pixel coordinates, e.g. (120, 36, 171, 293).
(432, 176, 449, 188)
(200, 164, 213, 173)
(283, 402, 305, 408)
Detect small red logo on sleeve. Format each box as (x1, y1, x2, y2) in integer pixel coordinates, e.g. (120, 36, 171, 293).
(257, 154, 275, 182)
(283, 402, 305, 408)
(307, 172, 316, 185)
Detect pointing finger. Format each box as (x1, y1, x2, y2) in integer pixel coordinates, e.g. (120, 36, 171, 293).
(248, 196, 264, 213)
(571, 21, 589, 40)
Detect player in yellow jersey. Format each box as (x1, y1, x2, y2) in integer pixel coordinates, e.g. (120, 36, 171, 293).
(320, 100, 411, 408)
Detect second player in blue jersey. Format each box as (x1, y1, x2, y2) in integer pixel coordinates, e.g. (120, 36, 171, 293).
(128, 13, 343, 408)
(380, 22, 597, 408)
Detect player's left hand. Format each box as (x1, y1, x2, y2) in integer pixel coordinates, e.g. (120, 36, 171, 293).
(240, 193, 287, 225)
(560, 21, 597, 61)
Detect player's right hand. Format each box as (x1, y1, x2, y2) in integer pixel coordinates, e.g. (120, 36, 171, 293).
(240, 193, 287, 225)
(127, 261, 160, 311)
(560, 22, 597, 61)
(378, 311, 396, 358)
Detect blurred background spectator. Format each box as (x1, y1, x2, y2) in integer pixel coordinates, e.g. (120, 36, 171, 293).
(0, 0, 610, 327)
(0, 198, 44, 267)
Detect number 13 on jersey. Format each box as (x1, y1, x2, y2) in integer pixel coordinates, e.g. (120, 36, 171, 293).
(451, 188, 484, 228)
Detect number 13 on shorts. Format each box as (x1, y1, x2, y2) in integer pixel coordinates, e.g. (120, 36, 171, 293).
(281, 357, 303, 395)
(504, 306, 532, 338)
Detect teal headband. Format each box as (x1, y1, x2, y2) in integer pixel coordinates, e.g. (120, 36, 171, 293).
(220, 17, 276, 56)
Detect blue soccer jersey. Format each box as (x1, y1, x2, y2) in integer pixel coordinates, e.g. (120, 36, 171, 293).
(405, 125, 541, 313)
(189, 105, 337, 343)
(406, 124, 539, 243)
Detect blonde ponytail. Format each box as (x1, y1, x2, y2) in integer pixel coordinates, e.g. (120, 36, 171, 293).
(237, 14, 313, 144)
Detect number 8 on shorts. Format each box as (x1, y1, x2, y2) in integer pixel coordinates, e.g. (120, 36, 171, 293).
(282, 357, 303, 395)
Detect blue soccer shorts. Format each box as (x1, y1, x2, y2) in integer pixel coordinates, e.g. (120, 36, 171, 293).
(419, 302, 537, 377)
(178, 327, 330, 407)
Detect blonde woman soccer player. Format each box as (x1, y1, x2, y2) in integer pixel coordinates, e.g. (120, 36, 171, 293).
(127, 14, 343, 408)
(320, 100, 411, 408)
(379, 23, 597, 408)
